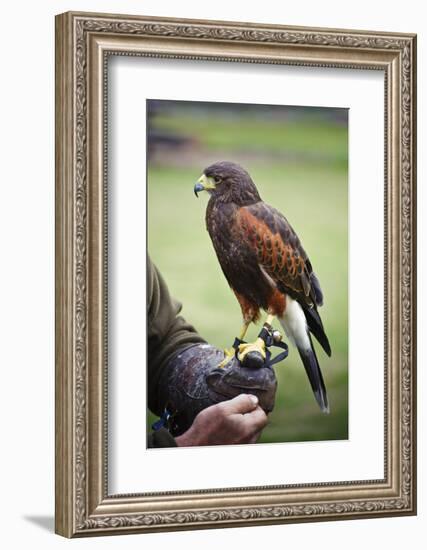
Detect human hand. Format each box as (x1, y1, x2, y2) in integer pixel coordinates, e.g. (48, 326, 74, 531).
(175, 394, 268, 447)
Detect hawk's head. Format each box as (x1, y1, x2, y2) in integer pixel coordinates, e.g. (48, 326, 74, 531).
(194, 161, 261, 205)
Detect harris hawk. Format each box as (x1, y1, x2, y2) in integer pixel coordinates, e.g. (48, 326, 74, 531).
(194, 161, 331, 413)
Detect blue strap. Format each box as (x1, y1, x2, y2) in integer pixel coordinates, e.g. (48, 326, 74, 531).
(152, 408, 172, 431)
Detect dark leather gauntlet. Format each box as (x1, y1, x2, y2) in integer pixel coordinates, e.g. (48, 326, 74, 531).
(156, 344, 278, 437)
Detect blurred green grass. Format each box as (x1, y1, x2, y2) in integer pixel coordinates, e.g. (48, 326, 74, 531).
(147, 104, 348, 444)
(154, 113, 348, 168)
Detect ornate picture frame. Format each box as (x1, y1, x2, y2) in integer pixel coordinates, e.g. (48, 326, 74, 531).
(55, 11, 417, 537)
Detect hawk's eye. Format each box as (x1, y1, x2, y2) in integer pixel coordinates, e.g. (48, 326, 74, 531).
(214, 176, 222, 184)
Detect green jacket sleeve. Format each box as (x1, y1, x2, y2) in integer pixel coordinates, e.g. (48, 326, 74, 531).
(147, 255, 206, 417)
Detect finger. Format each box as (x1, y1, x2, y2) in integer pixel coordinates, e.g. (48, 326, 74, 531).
(219, 393, 259, 415)
(242, 406, 268, 433)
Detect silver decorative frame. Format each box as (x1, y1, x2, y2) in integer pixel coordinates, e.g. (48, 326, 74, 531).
(55, 11, 417, 537)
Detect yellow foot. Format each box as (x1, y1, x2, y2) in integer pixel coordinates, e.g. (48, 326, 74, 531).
(237, 338, 266, 367)
(217, 347, 235, 368)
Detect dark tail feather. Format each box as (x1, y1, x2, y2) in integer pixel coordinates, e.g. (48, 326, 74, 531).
(297, 335, 329, 413)
(303, 306, 332, 357)
(310, 271, 324, 306)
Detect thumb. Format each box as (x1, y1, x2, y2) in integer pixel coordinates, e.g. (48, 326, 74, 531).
(220, 393, 259, 415)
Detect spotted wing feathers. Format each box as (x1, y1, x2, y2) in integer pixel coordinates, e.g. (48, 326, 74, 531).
(236, 203, 320, 309)
(235, 202, 331, 357)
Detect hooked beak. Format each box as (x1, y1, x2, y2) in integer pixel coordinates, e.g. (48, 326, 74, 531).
(194, 182, 204, 197)
(194, 174, 216, 197)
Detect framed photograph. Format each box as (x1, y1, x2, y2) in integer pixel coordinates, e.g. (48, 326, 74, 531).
(55, 11, 417, 537)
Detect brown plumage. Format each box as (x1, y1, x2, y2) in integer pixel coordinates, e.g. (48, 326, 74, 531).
(194, 161, 331, 412)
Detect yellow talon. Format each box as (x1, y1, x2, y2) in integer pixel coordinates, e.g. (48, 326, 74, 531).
(217, 347, 235, 368)
(237, 337, 266, 362)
